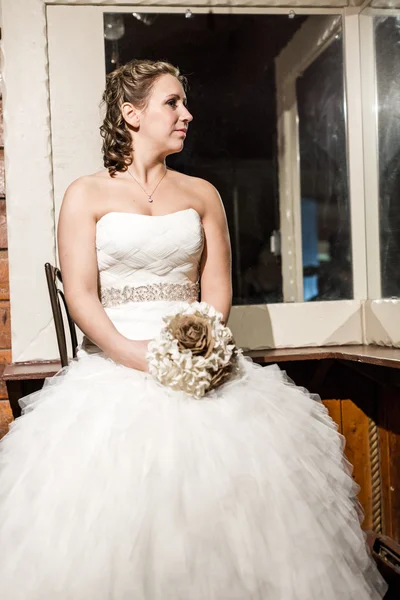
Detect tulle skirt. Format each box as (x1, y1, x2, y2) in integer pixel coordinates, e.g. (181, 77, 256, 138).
(0, 350, 388, 599)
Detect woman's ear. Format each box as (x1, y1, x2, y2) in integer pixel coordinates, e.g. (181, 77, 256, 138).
(121, 102, 140, 128)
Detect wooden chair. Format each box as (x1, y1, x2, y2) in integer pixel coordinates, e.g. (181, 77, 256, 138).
(44, 263, 78, 367)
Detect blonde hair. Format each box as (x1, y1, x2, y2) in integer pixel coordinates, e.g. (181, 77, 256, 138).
(100, 59, 187, 177)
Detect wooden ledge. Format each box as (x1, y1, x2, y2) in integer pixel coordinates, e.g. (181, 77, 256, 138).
(246, 345, 400, 369)
(2, 360, 61, 381)
(2, 345, 400, 383)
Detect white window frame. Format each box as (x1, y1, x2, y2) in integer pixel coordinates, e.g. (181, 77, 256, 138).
(1, 0, 395, 360)
(359, 9, 381, 299)
(359, 4, 400, 347)
(275, 14, 344, 302)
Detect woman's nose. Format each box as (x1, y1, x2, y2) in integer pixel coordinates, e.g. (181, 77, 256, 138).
(181, 106, 193, 123)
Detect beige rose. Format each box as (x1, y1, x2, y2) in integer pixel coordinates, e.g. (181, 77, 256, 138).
(168, 314, 215, 358)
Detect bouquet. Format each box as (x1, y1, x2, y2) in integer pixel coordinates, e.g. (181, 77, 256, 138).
(146, 302, 242, 399)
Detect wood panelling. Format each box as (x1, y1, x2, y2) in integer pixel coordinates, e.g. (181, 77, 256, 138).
(0, 99, 4, 148)
(0, 250, 9, 300)
(342, 398, 373, 530)
(0, 351, 12, 401)
(0, 149, 5, 198)
(0, 301, 11, 347)
(322, 399, 342, 433)
(0, 349, 12, 364)
(0, 399, 12, 439)
(379, 406, 392, 539)
(0, 199, 7, 249)
(0, 382, 8, 400)
(379, 387, 400, 543)
(283, 359, 387, 533)
(0, 93, 11, 415)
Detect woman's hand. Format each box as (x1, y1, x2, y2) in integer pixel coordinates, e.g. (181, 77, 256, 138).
(116, 339, 152, 372)
(132, 339, 152, 372)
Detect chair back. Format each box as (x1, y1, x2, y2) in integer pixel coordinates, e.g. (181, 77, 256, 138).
(44, 263, 78, 367)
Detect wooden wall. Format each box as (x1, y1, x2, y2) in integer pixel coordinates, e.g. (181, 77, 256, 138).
(281, 359, 400, 543)
(0, 94, 13, 438)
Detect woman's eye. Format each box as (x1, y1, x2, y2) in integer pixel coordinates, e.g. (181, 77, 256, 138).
(167, 100, 178, 108)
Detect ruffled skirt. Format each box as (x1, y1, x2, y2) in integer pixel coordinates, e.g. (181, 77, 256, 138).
(0, 352, 388, 599)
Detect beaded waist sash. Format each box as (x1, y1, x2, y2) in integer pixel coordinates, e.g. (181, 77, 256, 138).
(101, 281, 200, 308)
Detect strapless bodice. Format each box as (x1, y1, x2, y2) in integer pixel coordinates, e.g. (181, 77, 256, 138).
(96, 208, 203, 292)
(81, 208, 204, 349)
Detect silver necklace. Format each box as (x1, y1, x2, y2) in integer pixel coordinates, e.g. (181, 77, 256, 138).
(126, 167, 167, 203)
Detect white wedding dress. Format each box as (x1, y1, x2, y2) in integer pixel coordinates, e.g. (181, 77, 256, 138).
(0, 208, 388, 599)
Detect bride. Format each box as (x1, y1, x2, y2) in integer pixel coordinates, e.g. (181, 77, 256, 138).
(0, 59, 387, 599)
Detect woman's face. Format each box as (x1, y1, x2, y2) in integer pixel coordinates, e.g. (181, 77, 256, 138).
(136, 73, 193, 155)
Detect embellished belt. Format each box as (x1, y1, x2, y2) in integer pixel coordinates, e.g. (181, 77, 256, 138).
(101, 281, 200, 308)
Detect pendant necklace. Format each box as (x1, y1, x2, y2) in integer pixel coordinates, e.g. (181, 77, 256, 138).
(127, 167, 167, 203)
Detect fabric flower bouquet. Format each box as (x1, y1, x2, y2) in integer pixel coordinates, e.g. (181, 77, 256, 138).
(146, 302, 242, 398)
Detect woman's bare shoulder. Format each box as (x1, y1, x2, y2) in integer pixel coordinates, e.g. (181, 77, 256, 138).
(61, 170, 113, 220)
(170, 170, 217, 193)
(65, 170, 112, 193)
(169, 170, 221, 214)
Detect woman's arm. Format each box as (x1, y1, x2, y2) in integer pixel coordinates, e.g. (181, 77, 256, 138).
(58, 178, 149, 371)
(198, 181, 232, 323)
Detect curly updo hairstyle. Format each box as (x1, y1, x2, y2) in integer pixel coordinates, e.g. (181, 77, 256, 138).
(100, 59, 187, 177)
